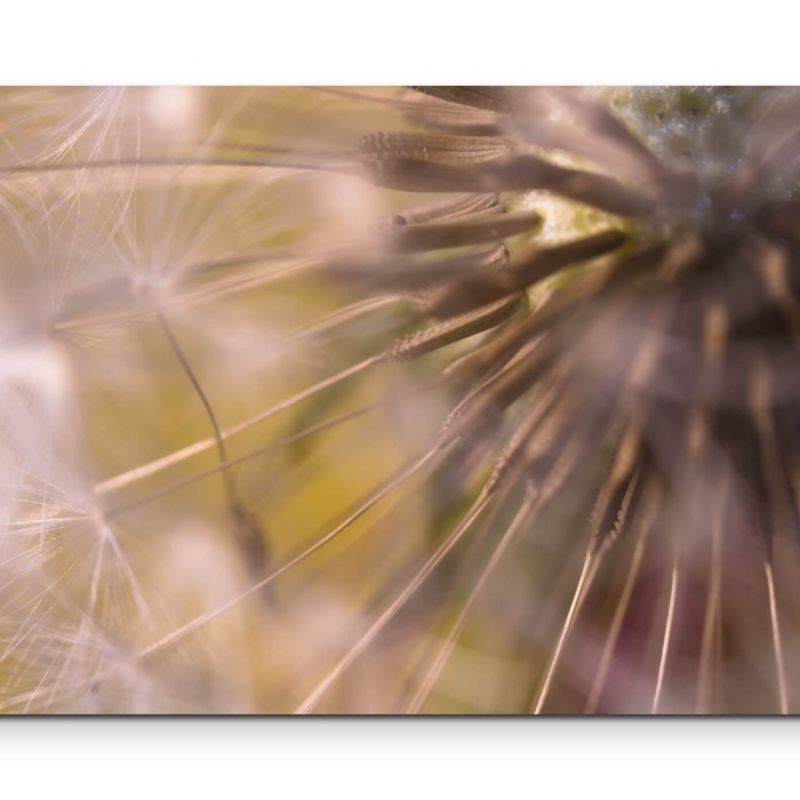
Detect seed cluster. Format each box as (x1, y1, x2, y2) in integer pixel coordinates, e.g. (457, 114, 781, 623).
(3, 87, 800, 714)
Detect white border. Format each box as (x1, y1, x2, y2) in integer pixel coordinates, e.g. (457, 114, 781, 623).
(2, 718, 799, 798)
(3, 0, 800, 84)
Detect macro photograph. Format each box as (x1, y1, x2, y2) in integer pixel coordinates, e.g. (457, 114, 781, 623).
(3, 83, 800, 717)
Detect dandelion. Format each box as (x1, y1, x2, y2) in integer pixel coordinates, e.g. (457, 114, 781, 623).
(2, 86, 800, 713)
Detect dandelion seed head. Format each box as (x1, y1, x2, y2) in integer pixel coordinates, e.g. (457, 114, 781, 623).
(4, 86, 800, 713)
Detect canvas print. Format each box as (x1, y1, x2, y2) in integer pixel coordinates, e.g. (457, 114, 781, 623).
(2, 86, 800, 714)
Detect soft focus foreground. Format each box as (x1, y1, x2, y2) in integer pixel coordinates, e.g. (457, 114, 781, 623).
(2, 87, 800, 714)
